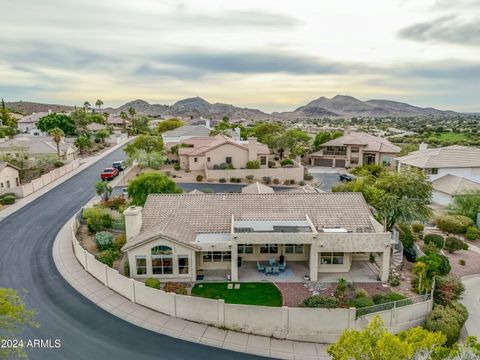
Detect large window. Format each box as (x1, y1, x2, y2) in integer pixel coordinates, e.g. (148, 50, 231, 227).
(151, 246, 173, 274)
(238, 244, 253, 254)
(135, 256, 147, 275)
(260, 244, 278, 254)
(320, 252, 344, 265)
(285, 244, 304, 254)
(202, 251, 231, 262)
(178, 255, 189, 274)
(260, 156, 267, 165)
(225, 156, 232, 164)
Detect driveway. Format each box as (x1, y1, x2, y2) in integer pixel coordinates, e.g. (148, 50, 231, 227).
(310, 173, 342, 192)
(461, 276, 480, 339)
(0, 146, 263, 360)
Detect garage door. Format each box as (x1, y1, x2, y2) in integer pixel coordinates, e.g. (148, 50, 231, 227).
(334, 159, 346, 168)
(313, 158, 333, 167)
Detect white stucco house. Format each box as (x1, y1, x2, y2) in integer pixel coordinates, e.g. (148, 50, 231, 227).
(162, 124, 212, 144)
(0, 162, 20, 194)
(17, 112, 50, 134)
(396, 145, 480, 183)
(122, 192, 393, 283)
(431, 174, 480, 206)
(0, 135, 77, 162)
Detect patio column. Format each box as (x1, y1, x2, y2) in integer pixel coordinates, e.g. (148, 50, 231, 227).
(380, 247, 391, 282)
(309, 245, 319, 281)
(231, 244, 238, 282)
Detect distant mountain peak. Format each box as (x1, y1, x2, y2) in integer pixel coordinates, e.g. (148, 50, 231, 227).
(331, 95, 361, 102)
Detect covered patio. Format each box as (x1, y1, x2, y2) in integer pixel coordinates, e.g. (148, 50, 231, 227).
(317, 261, 379, 283)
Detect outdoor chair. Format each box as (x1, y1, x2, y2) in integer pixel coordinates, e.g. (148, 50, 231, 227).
(265, 266, 273, 275)
(256, 261, 265, 272)
(279, 261, 286, 272)
(272, 266, 280, 275)
(268, 257, 276, 266)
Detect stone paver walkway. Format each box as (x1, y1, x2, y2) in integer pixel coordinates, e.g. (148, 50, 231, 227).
(53, 218, 330, 359)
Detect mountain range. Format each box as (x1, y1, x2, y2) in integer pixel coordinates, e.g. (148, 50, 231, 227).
(7, 95, 461, 119)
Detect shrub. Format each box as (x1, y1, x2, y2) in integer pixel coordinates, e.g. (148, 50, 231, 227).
(0, 192, 15, 198)
(304, 172, 313, 181)
(355, 288, 369, 298)
(246, 160, 260, 169)
(95, 231, 114, 251)
(423, 243, 440, 255)
(174, 163, 181, 171)
(95, 249, 117, 267)
(102, 197, 126, 211)
(280, 159, 294, 167)
(424, 302, 468, 346)
(163, 282, 187, 295)
(164, 171, 171, 177)
(335, 278, 348, 299)
(465, 226, 479, 241)
(230, 177, 236, 183)
(213, 164, 220, 170)
(219, 162, 228, 170)
(268, 160, 276, 168)
(145, 277, 161, 289)
(227, 164, 235, 170)
(302, 296, 339, 308)
(459, 259, 466, 266)
(54, 160, 64, 167)
(113, 234, 126, 250)
(196, 174, 204, 182)
(372, 292, 407, 304)
(283, 179, 290, 185)
(349, 297, 374, 308)
(398, 223, 415, 248)
(123, 261, 130, 276)
(219, 178, 226, 183)
(0, 195, 16, 205)
(236, 178, 242, 183)
(436, 215, 474, 234)
(84, 207, 112, 232)
(299, 180, 306, 186)
(417, 253, 451, 278)
(434, 276, 465, 306)
(262, 176, 272, 184)
(388, 275, 400, 287)
(246, 175, 254, 182)
(273, 178, 280, 185)
(289, 179, 295, 185)
(445, 236, 467, 253)
(423, 233, 445, 249)
(274, 156, 280, 161)
(412, 223, 425, 233)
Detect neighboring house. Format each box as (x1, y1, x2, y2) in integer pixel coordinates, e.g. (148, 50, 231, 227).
(241, 182, 275, 194)
(431, 174, 480, 206)
(17, 111, 50, 134)
(0, 162, 20, 193)
(396, 145, 480, 183)
(178, 134, 270, 171)
(0, 136, 77, 161)
(162, 123, 211, 144)
(309, 132, 401, 168)
(107, 116, 127, 129)
(122, 192, 392, 283)
(86, 122, 107, 132)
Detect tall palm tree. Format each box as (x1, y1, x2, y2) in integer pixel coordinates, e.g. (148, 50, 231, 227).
(120, 111, 128, 129)
(48, 127, 65, 159)
(102, 112, 109, 124)
(95, 99, 104, 111)
(95, 181, 112, 201)
(74, 135, 91, 156)
(128, 107, 136, 134)
(83, 101, 91, 112)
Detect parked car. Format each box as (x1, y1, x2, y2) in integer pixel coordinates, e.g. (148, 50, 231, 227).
(403, 247, 417, 262)
(112, 160, 126, 171)
(100, 167, 119, 180)
(339, 173, 355, 182)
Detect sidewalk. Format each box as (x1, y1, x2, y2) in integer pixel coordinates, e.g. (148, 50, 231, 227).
(0, 138, 132, 222)
(53, 218, 330, 360)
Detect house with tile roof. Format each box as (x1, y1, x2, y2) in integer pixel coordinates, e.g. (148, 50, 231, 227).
(396, 145, 480, 184)
(122, 192, 393, 283)
(0, 135, 77, 161)
(0, 162, 20, 194)
(17, 111, 50, 135)
(431, 174, 480, 206)
(309, 132, 401, 168)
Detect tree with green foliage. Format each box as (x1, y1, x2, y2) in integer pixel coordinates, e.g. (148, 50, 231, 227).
(127, 172, 182, 206)
(448, 190, 480, 221)
(124, 135, 164, 156)
(0, 98, 16, 128)
(95, 99, 103, 111)
(417, 253, 451, 278)
(328, 316, 446, 360)
(276, 128, 311, 158)
(249, 122, 285, 146)
(0, 288, 39, 359)
(75, 135, 91, 155)
(128, 107, 137, 134)
(70, 109, 90, 135)
(48, 127, 65, 158)
(157, 118, 184, 134)
(95, 181, 113, 201)
(313, 131, 343, 151)
(83, 101, 91, 112)
(37, 113, 76, 136)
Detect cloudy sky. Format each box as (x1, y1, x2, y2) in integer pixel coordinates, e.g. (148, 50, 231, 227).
(1, 0, 479, 112)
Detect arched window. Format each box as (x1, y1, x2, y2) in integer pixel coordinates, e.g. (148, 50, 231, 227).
(151, 246, 173, 274)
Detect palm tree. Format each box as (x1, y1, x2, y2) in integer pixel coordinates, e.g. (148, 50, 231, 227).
(120, 111, 128, 129)
(128, 107, 136, 134)
(48, 127, 65, 159)
(83, 101, 91, 112)
(102, 112, 109, 123)
(74, 135, 91, 156)
(95, 99, 104, 111)
(95, 180, 112, 201)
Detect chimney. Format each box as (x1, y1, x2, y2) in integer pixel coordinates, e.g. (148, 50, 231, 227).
(247, 137, 257, 161)
(124, 206, 143, 241)
(205, 119, 211, 129)
(419, 142, 428, 151)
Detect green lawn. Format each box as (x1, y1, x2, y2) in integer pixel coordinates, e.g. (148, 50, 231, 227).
(191, 282, 283, 307)
(429, 132, 470, 142)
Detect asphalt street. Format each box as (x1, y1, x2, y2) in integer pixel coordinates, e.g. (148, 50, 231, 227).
(0, 146, 264, 360)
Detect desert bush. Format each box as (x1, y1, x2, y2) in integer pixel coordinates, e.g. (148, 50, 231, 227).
(423, 233, 445, 249)
(83, 207, 112, 232)
(355, 288, 369, 298)
(273, 178, 280, 184)
(349, 297, 374, 308)
(262, 176, 272, 184)
(219, 178, 226, 183)
(299, 180, 306, 186)
(335, 278, 348, 299)
(445, 236, 468, 253)
(459, 259, 466, 266)
(101, 197, 126, 211)
(424, 302, 468, 346)
(227, 163, 235, 170)
(423, 242, 440, 255)
(465, 226, 479, 241)
(54, 160, 64, 167)
(280, 159, 294, 167)
(95, 231, 114, 251)
(388, 275, 400, 287)
(246, 175, 254, 182)
(219, 162, 228, 170)
(434, 276, 465, 306)
(113, 234, 126, 250)
(412, 223, 425, 233)
(196, 174, 204, 182)
(436, 215, 474, 234)
(304, 172, 313, 181)
(212, 164, 220, 170)
(229, 177, 236, 183)
(163, 282, 187, 295)
(0, 195, 16, 205)
(372, 292, 407, 304)
(302, 296, 339, 308)
(289, 179, 295, 185)
(145, 277, 161, 289)
(417, 253, 451, 278)
(174, 163, 181, 171)
(246, 160, 260, 169)
(95, 249, 117, 267)
(268, 160, 276, 168)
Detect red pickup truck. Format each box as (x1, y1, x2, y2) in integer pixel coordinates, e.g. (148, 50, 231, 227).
(100, 167, 119, 180)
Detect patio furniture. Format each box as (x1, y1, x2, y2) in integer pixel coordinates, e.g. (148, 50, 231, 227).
(272, 266, 280, 275)
(256, 261, 265, 272)
(268, 257, 276, 266)
(265, 266, 273, 275)
(279, 261, 286, 272)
